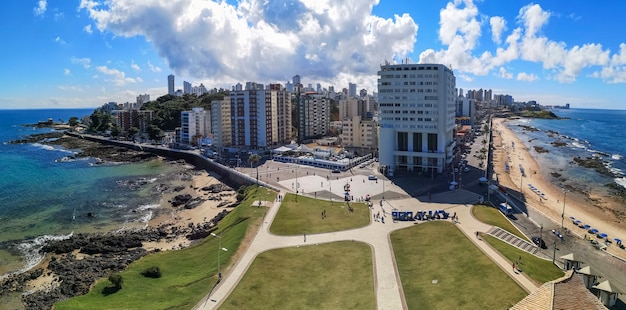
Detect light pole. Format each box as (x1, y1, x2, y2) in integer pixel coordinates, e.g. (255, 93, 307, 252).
(295, 164, 299, 202)
(561, 189, 569, 230)
(519, 174, 524, 200)
(210, 232, 228, 280)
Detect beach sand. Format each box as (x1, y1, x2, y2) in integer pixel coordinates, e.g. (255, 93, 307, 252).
(493, 118, 626, 258)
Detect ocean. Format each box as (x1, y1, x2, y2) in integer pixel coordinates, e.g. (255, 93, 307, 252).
(504, 108, 626, 198)
(0, 109, 189, 277)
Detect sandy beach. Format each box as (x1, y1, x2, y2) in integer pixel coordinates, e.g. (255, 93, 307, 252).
(492, 117, 626, 257)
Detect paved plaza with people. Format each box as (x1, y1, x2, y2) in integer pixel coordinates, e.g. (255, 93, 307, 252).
(195, 161, 539, 309)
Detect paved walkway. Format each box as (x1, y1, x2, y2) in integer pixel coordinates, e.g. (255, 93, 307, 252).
(194, 189, 540, 310)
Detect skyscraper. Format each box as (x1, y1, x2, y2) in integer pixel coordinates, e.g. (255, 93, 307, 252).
(377, 63, 457, 174)
(183, 81, 192, 95)
(168, 74, 175, 95)
(348, 82, 357, 97)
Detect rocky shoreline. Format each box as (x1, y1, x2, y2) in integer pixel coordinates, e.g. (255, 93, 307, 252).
(2, 131, 240, 309)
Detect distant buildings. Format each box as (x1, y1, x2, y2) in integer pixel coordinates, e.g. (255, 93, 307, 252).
(183, 81, 192, 95)
(136, 94, 150, 108)
(111, 109, 153, 133)
(168, 74, 175, 95)
(298, 93, 330, 141)
(377, 63, 457, 174)
(340, 116, 377, 151)
(348, 82, 357, 97)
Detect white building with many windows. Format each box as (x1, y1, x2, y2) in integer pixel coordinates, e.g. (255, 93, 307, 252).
(377, 63, 457, 174)
(210, 96, 231, 149)
(340, 115, 378, 151)
(180, 107, 211, 146)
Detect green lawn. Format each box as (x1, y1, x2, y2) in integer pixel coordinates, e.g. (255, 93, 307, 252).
(391, 221, 528, 309)
(483, 235, 564, 284)
(270, 193, 370, 235)
(220, 241, 375, 309)
(472, 205, 529, 241)
(55, 186, 276, 310)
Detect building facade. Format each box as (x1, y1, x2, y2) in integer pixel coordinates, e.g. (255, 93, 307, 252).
(298, 93, 330, 141)
(229, 83, 292, 148)
(210, 97, 231, 149)
(377, 63, 457, 174)
(112, 109, 154, 133)
(340, 115, 378, 151)
(180, 107, 211, 145)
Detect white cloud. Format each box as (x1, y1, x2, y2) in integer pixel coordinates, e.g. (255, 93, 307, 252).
(419, 1, 625, 84)
(147, 61, 162, 72)
(54, 36, 66, 45)
(64, 68, 71, 76)
(517, 72, 538, 82)
(489, 16, 506, 44)
(96, 65, 138, 86)
(78, 0, 418, 90)
(34, 0, 47, 16)
(131, 61, 140, 71)
(499, 67, 512, 79)
(71, 57, 91, 69)
(58, 85, 85, 92)
(84, 24, 93, 34)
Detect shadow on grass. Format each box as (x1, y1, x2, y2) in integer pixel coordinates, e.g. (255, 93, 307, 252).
(101, 286, 121, 296)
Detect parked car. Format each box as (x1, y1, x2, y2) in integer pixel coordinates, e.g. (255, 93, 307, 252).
(532, 237, 547, 249)
(332, 169, 341, 173)
(368, 175, 378, 180)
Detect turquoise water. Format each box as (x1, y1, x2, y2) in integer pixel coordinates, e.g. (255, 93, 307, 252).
(0, 109, 187, 275)
(505, 108, 626, 194)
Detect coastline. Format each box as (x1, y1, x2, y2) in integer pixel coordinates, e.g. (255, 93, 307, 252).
(492, 117, 626, 257)
(0, 131, 239, 309)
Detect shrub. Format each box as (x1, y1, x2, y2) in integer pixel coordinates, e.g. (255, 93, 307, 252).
(108, 273, 123, 289)
(141, 266, 162, 278)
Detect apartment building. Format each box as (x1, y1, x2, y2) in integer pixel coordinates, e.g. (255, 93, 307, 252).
(210, 96, 231, 149)
(180, 107, 211, 145)
(112, 109, 153, 133)
(340, 115, 378, 150)
(298, 93, 330, 141)
(377, 63, 457, 174)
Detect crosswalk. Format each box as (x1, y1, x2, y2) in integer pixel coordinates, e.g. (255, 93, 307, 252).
(488, 227, 540, 255)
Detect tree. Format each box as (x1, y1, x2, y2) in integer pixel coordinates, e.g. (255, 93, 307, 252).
(68, 116, 80, 128)
(108, 273, 123, 289)
(248, 154, 261, 185)
(127, 127, 139, 141)
(147, 125, 164, 144)
(110, 125, 122, 137)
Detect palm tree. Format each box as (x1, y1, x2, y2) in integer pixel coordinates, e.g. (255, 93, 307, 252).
(248, 154, 261, 185)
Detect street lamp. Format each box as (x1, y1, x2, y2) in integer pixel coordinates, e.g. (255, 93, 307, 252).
(210, 232, 228, 280)
(561, 189, 569, 230)
(519, 174, 524, 200)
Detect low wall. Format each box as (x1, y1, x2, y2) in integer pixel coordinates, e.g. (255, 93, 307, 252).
(66, 132, 281, 193)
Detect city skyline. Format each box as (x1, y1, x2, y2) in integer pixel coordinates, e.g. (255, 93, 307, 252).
(1, 0, 625, 109)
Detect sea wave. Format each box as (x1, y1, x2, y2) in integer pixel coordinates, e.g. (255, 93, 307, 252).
(137, 203, 160, 211)
(31, 143, 75, 154)
(1, 232, 74, 279)
(615, 177, 626, 189)
(612, 154, 623, 160)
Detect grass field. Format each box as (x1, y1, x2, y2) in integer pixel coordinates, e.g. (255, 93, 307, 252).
(55, 186, 276, 310)
(391, 221, 528, 309)
(220, 241, 375, 309)
(472, 205, 529, 241)
(270, 193, 370, 235)
(483, 235, 564, 284)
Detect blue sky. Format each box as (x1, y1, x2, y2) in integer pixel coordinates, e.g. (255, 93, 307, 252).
(1, 0, 625, 109)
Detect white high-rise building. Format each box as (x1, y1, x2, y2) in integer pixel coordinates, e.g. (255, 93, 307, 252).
(377, 63, 457, 174)
(180, 107, 212, 145)
(298, 93, 330, 140)
(168, 74, 175, 95)
(211, 97, 231, 149)
(183, 81, 192, 94)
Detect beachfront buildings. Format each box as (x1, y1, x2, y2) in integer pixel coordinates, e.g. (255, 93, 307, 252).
(210, 97, 231, 150)
(297, 93, 331, 141)
(111, 109, 154, 133)
(180, 108, 211, 145)
(377, 63, 457, 174)
(229, 83, 292, 148)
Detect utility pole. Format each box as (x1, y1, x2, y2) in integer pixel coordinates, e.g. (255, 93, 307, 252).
(561, 189, 569, 230)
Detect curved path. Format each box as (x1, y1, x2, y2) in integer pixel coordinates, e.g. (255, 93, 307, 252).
(194, 190, 539, 310)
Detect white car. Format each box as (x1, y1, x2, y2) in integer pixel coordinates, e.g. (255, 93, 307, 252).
(368, 175, 378, 180)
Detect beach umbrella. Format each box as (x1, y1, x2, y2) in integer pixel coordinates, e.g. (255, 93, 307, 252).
(598, 233, 608, 238)
(574, 219, 581, 224)
(582, 224, 591, 229)
(569, 216, 576, 220)
(614, 238, 622, 243)
(590, 228, 599, 234)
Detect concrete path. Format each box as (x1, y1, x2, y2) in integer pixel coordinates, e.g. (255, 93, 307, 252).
(194, 189, 540, 310)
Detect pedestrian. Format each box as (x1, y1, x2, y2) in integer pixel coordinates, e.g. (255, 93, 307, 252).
(304, 233, 306, 242)
(453, 212, 457, 222)
(512, 263, 516, 272)
(475, 231, 479, 238)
